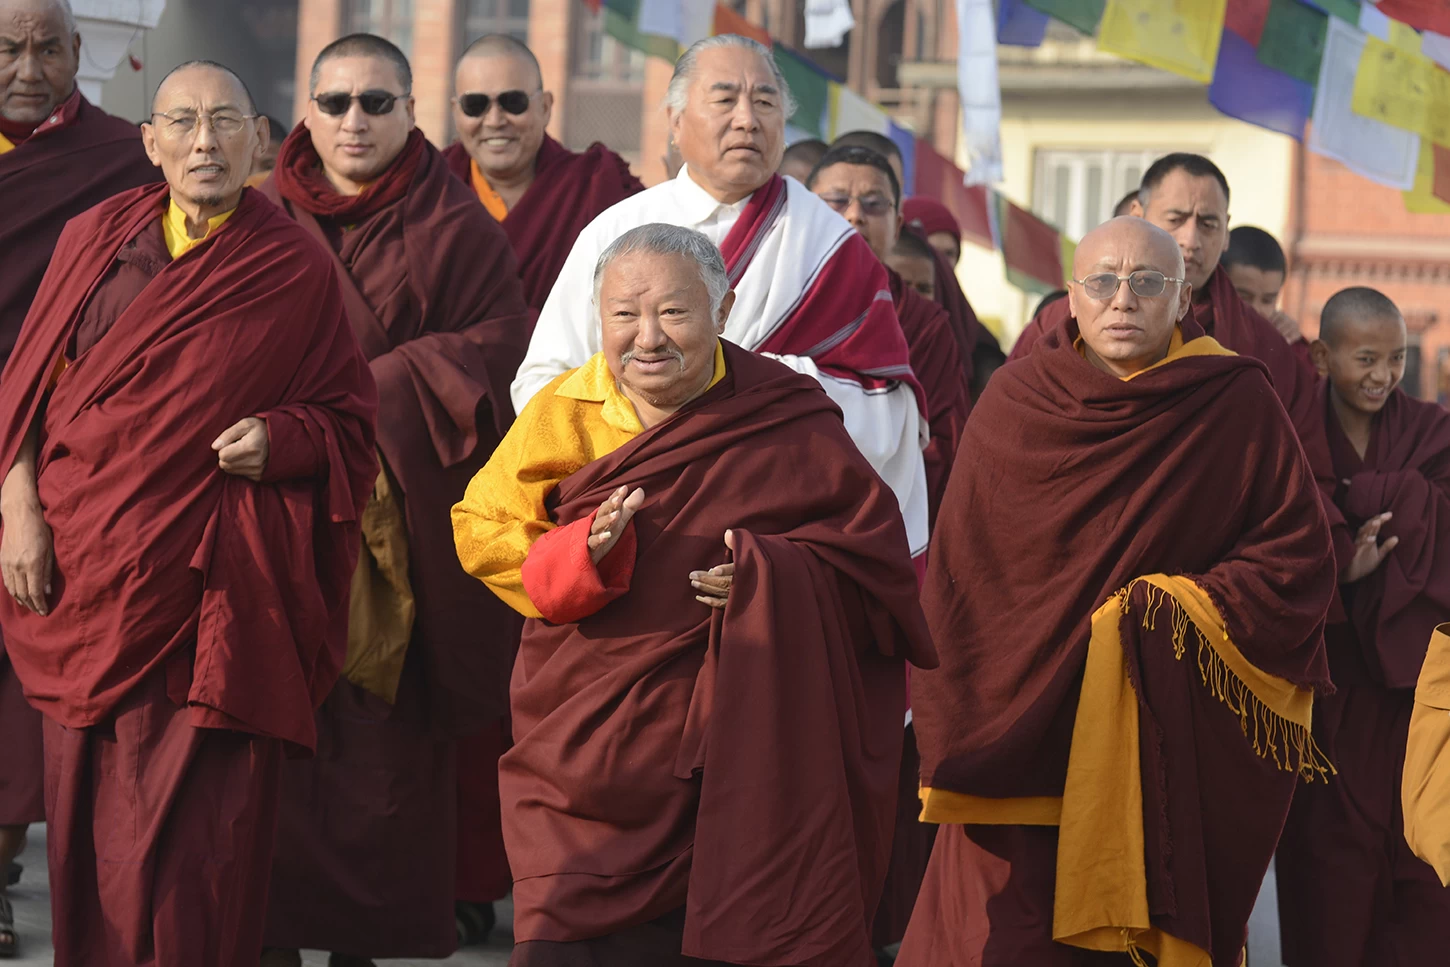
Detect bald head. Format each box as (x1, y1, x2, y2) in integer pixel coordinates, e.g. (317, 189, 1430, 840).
(0, 0, 80, 123)
(458, 33, 542, 88)
(1319, 286, 1402, 347)
(1068, 217, 1190, 378)
(152, 60, 256, 116)
(1314, 287, 1408, 416)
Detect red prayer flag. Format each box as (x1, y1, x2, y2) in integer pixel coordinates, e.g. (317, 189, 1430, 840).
(1224, 0, 1271, 44)
(912, 139, 993, 250)
(995, 195, 1064, 292)
(1433, 143, 1450, 203)
(580, 0, 602, 11)
(1375, 0, 1450, 36)
(713, 3, 772, 45)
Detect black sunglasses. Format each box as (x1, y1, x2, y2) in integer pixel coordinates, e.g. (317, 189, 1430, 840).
(456, 90, 537, 118)
(311, 90, 406, 117)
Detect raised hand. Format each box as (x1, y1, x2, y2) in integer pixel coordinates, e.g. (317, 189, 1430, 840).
(1342, 511, 1398, 584)
(213, 417, 270, 481)
(589, 486, 645, 565)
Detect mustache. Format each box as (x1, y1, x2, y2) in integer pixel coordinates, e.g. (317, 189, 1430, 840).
(621, 347, 684, 368)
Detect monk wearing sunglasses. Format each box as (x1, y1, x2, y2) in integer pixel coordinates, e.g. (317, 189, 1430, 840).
(256, 32, 532, 967)
(444, 34, 643, 314)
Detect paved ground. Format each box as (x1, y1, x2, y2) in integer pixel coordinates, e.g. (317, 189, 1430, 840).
(6, 824, 1286, 965)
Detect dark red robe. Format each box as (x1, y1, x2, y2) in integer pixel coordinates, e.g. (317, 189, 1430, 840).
(1277, 385, 1450, 966)
(0, 183, 377, 966)
(0, 90, 160, 831)
(889, 268, 970, 529)
(930, 245, 1004, 401)
(502, 344, 936, 965)
(900, 318, 1335, 966)
(443, 135, 643, 312)
(260, 124, 531, 957)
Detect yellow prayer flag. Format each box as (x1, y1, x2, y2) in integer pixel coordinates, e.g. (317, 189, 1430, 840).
(1345, 36, 1438, 142)
(1096, 0, 1227, 85)
(1390, 20, 1423, 55)
(1403, 139, 1450, 213)
(1059, 234, 1078, 287)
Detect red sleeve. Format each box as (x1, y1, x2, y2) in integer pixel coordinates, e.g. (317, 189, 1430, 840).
(521, 511, 636, 623)
(259, 410, 325, 483)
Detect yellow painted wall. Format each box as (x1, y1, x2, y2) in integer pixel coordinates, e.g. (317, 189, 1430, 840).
(954, 111, 1296, 349)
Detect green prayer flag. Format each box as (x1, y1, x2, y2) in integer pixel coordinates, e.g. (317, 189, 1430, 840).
(773, 45, 830, 137)
(1257, 0, 1328, 86)
(1023, 0, 1106, 35)
(603, 6, 680, 63)
(1310, 0, 1361, 23)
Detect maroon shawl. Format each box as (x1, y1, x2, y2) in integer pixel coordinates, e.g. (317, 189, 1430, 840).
(0, 93, 160, 362)
(0, 184, 378, 753)
(916, 318, 1335, 962)
(443, 136, 643, 311)
(1325, 385, 1450, 689)
(265, 125, 532, 734)
(889, 268, 969, 526)
(502, 344, 936, 964)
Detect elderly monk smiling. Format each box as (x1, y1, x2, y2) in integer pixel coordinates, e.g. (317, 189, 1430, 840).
(454, 223, 935, 967)
(897, 217, 1335, 967)
(0, 60, 377, 967)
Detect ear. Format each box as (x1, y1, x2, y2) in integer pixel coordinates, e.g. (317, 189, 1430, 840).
(540, 90, 555, 128)
(405, 95, 417, 131)
(1176, 284, 1192, 321)
(667, 106, 683, 145)
(716, 290, 736, 331)
(71, 31, 81, 62)
(1128, 199, 1145, 218)
(1310, 339, 1330, 376)
(253, 117, 271, 162)
(1065, 284, 1082, 322)
(140, 123, 162, 168)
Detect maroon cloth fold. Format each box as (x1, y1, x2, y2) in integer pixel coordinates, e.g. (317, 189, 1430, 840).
(502, 343, 935, 964)
(271, 122, 426, 222)
(889, 267, 969, 526)
(0, 184, 378, 755)
(443, 136, 643, 311)
(263, 135, 531, 733)
(0, 92, 160, 363)
(916, 316, 1334, 800)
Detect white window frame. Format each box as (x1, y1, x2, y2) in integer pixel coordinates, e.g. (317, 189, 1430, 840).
(1032, 148, 1172, 241)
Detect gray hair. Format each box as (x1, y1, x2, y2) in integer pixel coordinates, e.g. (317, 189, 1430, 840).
(663, 34, 796, 120)
(592, 223, 731, 317)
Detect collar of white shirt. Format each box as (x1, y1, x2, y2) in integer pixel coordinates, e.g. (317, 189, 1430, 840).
(674, 164, 754, 226)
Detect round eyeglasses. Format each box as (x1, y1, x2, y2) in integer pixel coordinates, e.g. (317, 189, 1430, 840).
(1072, 270, 1187, 301)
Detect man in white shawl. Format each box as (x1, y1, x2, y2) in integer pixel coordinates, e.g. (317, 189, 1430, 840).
(511, 34, 930, 560)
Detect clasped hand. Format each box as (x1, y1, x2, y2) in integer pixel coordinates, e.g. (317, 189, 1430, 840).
(588, 486, 735, 609)
(213, 417, 269, 481)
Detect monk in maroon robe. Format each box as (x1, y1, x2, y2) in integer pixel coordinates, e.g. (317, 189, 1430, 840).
(444, 33, 643, 313)
(1276, 288, 1450, 966)
(900, 196, 1005, 398)
(0, 4, 160, 940)
(0, 61, 377, 967)
(257, 34, 531, 964)
(898, 218, 1335, 966)
(453, 225, 937, 964)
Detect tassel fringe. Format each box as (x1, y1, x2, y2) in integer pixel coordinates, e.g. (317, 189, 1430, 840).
(1120, 583, 1335, 785)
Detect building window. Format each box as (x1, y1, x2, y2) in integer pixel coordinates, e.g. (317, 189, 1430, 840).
(461, 0, 530, 46)
(1032, 148, 1169, 241)
(346, 0, 414, 61)
(566, 6, 645, 160)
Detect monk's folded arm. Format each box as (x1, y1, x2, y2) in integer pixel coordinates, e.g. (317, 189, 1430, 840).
(520, 512, 637, 623)
(1344, 468, 1425, 522)
(0, 407, 44, 514)
(257, 409, 327, 484)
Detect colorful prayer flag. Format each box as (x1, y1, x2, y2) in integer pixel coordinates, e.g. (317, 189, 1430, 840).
(1224, 0, 1271, 44)
(1350, 35, 1445, 143)
(638, 0, 714, 47)
(773, 44, 832, 137)
(1256, 0, 1328, 86)
(1310, 17, 1420, 190)
(915, 139, 993, 248)
(1302, 0, 1359, 21)
(1376, 0, 1450, 37)
(999, 0, 1051, 46)
(889, 123, 917, 195)
(1433, 142, 1450, 201)
(1402, 138, 1450, 211)
(1210, 27, 1314, 138)
(1023, 0, 1106, 35)
(712, 4, 771, 46)
(991, 192, 1066, 294)
(828, 84, 890, 140)
(1096, 0, 1228, 86)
